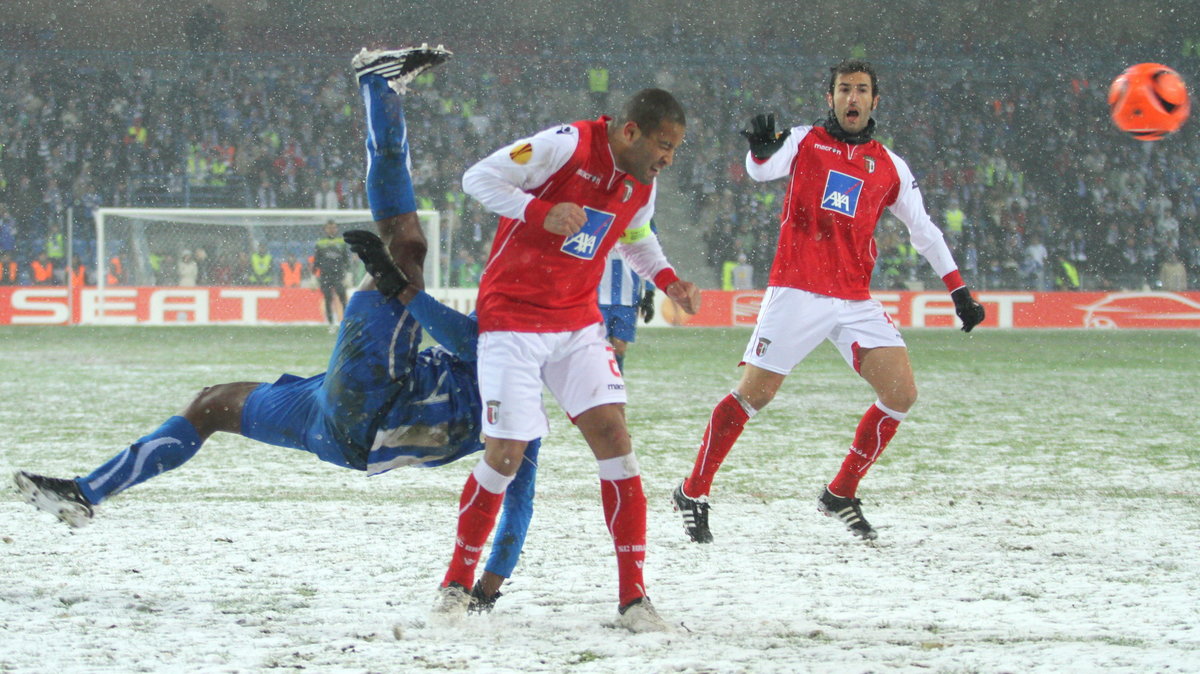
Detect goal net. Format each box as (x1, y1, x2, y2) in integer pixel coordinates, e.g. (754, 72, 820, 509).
(93, 208, 442, 295)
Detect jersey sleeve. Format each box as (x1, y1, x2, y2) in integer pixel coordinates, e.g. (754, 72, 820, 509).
(885, 150, 960, 281)
(745, 125, 809, 182)
(615, 222, 677, 290)
(484, 438, 539, 579)
(461, 125, 579, 226)
(405, 290, 479, 361)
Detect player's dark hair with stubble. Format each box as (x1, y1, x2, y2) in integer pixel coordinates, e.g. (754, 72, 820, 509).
(619, 88, 686, 133)
(828, 60, 879, 98)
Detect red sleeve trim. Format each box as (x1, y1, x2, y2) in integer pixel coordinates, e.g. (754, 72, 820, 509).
(942, 269, 966, 293)
(523, 198, 554, 227)
(653, 268, 680, 290)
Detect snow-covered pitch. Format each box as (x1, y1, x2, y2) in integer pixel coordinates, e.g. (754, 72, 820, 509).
(2, 325, 1197, 673)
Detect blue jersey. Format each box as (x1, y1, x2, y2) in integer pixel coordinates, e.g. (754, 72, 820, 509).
(598, 249, 644, 308)
(242, 290, 486, 475)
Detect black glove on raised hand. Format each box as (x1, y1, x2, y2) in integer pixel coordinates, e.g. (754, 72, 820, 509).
(740, 113, 791, 160)
(343, 229, 409, 298)
(639, 287, 656, 323)
(951, 287, 985, 333)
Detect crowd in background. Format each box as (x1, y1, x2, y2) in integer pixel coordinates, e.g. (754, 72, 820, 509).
(0, 33, 1197, 291)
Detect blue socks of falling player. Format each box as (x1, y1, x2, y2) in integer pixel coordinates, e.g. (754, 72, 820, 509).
(360, 73, 417, 221)
(75, 415, 204, 504)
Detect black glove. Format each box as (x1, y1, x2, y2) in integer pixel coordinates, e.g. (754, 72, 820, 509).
(343, 229, 409, 298)
(639, 287, 655, 323)
(951, 287, 985, 333)
(468, 580, 502, 614)
(740, 113, 791, 160)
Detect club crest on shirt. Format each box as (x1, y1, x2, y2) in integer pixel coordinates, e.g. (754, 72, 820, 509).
(620, 180, 634, 203)
(561, 206, 615, 260)
(508, 143, 533, 165)
(486, 400, 501, 425)
(755, 337, 772, 357)
(820, 170, 863, 217)
(864, 156, 876, 173)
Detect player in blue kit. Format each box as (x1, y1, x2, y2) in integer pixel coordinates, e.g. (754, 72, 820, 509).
(12, 45, 525, 611)
(598, 220, 658, 373)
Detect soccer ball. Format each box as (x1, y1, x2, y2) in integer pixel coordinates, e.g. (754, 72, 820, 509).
(1108, 63, 1190, 141)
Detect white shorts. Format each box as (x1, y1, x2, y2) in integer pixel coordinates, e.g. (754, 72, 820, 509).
(743, 287, 906, 375)
(477, 323, 626, 441)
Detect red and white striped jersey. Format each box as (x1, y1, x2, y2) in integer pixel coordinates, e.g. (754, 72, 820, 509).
(464, 117, 675, 333)
(747, 124, 960, 300)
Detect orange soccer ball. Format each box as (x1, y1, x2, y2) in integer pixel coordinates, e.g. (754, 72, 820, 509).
(1108, 63, 1190, 141)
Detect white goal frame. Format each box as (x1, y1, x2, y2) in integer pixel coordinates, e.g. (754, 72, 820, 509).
(93, 207, 441, 304)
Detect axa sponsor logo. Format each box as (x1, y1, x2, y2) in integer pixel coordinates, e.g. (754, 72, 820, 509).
(821, 170, 863, 217)
(561, 206, 615, 260)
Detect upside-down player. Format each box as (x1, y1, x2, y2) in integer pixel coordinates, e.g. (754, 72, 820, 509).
(13, 45, 532, 611)
(672, 59, 985, 544)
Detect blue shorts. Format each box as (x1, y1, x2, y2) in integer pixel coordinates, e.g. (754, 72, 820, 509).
(241, 291, 422, 471)
(600, 304, 638, 343)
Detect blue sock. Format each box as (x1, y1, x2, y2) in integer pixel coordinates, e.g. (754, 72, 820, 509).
(361, 74, 417, 221)
(75, 416, 204, 504)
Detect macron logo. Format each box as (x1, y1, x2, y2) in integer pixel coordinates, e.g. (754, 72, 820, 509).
(820, 170, 863, 217)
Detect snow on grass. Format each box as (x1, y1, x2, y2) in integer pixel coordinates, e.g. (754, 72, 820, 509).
(2, 326, 1198, 672)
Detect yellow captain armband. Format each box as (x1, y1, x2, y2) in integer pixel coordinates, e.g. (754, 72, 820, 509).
(619, 222, 653, 244)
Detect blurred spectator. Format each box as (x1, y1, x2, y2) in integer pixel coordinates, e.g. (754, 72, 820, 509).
(0, 205, 16, 257)
(0, 40, 1192, 291)
(728, 253, 754, 290)
(154, 252, 178, 286)
(193, 247, 210, 284)
(1159, 249, 1188, 292)
(30, 251, 55, 285)
(312, 220, 348, 325)
(248, 243, 274, 285)
(177, 249, 199, 286)
(0, 250, 19, 284)
(1022, 234, 1048, 290)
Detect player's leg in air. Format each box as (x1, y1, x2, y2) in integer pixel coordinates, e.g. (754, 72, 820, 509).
(12, 44, 459, 529)
(354, 44, 453, 292)
(12, 382, 256, 527)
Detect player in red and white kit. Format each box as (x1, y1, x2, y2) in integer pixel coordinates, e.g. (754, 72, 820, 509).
(673, 60, 985, 544)
(434, 88, 701, 632)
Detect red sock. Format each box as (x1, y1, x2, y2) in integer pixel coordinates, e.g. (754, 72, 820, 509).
(683, 393, 751, 497)
(601, 475, 648, 606)
(828, 403, 902, 498)
(442, 473, 505, 589)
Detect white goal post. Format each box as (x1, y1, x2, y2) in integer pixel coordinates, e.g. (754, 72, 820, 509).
(93, 207, 442, 301)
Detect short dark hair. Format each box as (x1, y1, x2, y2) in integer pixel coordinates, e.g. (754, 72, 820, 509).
(827, 60, 879, 98)
(618, 88, 686, 134)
